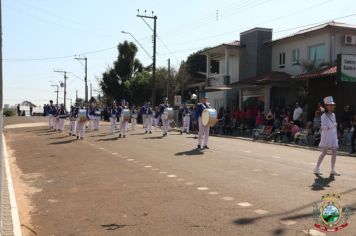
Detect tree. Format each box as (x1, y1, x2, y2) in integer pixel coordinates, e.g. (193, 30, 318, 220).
(99, 41, 143, 104)
(125, 71, 152, 106)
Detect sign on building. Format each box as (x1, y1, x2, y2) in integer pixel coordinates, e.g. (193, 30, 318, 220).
(174, 95, 181, 106)
(339, 54, 356, 82)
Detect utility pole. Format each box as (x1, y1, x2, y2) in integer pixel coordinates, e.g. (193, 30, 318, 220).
(0, 0, 4, 228)
(137, 10, 157, 105)
(75, 56, 88, 104)
(90, 82, 92, 99)
(51, 85, 59, 105)
(54, 70, 68, 109)
(167, 58, 170, 99)
(76, 90, 78, 104)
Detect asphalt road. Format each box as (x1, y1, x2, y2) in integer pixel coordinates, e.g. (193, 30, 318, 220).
(3, 117, 356, 236)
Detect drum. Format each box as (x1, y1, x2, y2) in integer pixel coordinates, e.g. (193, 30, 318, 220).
(121, 109, 130, 122)
(78, 109, 87, 122)
(131, 113, 138, 119)
(202, 108, 218, 127)
(163, 108, 174, 120)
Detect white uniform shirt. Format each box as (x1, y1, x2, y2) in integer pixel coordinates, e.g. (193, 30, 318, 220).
(319, 113, 338, 149)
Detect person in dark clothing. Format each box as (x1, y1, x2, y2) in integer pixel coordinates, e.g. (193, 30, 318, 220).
(351, 114, 356, 154)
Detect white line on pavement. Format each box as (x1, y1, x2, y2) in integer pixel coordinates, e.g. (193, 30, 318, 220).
(197, 187, 209, 191)
(221, 196, 235, 201)
(2, 134, 22, 236)
(254, 209, 269, 215)
(237, 202, 252, 207)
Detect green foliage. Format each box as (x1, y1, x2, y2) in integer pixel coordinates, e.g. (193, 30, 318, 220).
(186, 52, 206, 78)
(3, 108, 16, 117)
(125, 71, 152, 106)
(99, 40, 144, 104)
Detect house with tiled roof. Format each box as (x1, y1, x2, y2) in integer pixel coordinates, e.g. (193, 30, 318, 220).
(270, 21, 356, 118)
(190, 21, 356, 119)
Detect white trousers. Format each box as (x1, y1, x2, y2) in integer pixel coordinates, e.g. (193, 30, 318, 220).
(145, 116, 153, 132)
(110, 117, 117, 134)
(93, 117, 100, 130)
(120, 120, 128, 136)
(53, 117, 59, 131)
(131, 118, 137, 131)
(181, 115, 191, 133)
(198, 117, 210, 147)
(69, 120, 76, 134)
(142, 114, 147, 128)
(315, 148, 337, 172)
(88, 116, 94, 130)
(162, 118, 170, 135)
(76, 121, 85, 138)
(49, 114, 53, 128)
(58, 118, 65, 131)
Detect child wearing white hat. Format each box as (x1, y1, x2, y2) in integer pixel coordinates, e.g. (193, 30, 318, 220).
(314, 96, 340, 176)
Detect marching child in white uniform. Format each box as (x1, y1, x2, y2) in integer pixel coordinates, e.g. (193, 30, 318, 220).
(58, 104, 67, 132)
(314, 96, 340, 176)
(131, 105, 137, 131)
(145, 102, 154, 134)
(110, 103, 118, 134)
(69, 106, 78, 136)
(196, 93, 210, 149)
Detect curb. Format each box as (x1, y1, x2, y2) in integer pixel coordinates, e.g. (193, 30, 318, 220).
(2, 134, 22, 236)
(170, 128, 356, 157)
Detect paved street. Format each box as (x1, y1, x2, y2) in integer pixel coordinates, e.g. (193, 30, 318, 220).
(3, 117, 356, 236)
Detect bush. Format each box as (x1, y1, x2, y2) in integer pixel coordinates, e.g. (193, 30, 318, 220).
(3, 108, 16, 117)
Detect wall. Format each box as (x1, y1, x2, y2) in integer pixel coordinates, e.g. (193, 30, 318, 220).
(271, 31, 331, 76)
(206, 91, 224, 110)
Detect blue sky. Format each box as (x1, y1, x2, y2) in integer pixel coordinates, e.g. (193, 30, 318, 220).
(3, 0, 356, 107)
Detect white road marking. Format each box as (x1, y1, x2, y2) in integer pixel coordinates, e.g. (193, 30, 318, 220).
(197, 187, 209, 191)
(302, 229, 326, 236)
(99, 148, 105, 150)
(159, 171, 168, 174)
(167, 175, 177, 178)
(48, 199, 59, 203)
(254, 209, 269, 215)
(208, 192, 219, 195)
(237, 202, 252, 207)
(244, 150, 251, 153)
(221, 196, 235, 201)
(185, 182, 194, 186)
(144, 166, 152, 168)
(127, 159, 134, 161)
(272, 155, 281, 159)
(280, 220, 297, 225)
(271, 173, 279, 176)
(5, 122, 48, 129)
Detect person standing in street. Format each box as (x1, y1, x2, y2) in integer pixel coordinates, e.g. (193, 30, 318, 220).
(109, 103, 118, 135)
(145, 102, 154, 134)
(118, 100, 129, 138)
(69, 106, 78, 136)
(131, 105, 138, 131)
(48, 100, 55, 129)
(159, 97, 171, 137)
(58, 104, 67, 132)
(196, 93, 210, 149)
(140, 103, 147, 129)
(180, 103, 191, 135)
(350, 114, 356, 154)
(293, 102, 303, 127)
(314, 96, 340, 176)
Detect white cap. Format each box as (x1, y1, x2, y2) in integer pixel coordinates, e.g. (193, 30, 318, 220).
(324, 96, 336, 105)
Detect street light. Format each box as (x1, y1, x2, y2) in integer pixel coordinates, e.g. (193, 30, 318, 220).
(121, 31, 152, 60)
(51, 84, 59, 105)
(74, 56, 88, 104)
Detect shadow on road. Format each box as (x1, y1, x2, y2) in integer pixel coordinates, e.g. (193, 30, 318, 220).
(130, 133, 147, 136)
(175, 148, 204, 156)
(143, 136, 164, 140)
(91, 133, 111, 137)
(97, 137, 119, 141)
(232, 188, 356, 229)
(309, 174, 335, 191)
(48, 139, 77, 145)
(49, 136, 69, 140)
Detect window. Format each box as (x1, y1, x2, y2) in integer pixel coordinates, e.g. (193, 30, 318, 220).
(279, 52, 286, 68)
(292, 49, 299, 65)
(308, 44, 325, 63)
